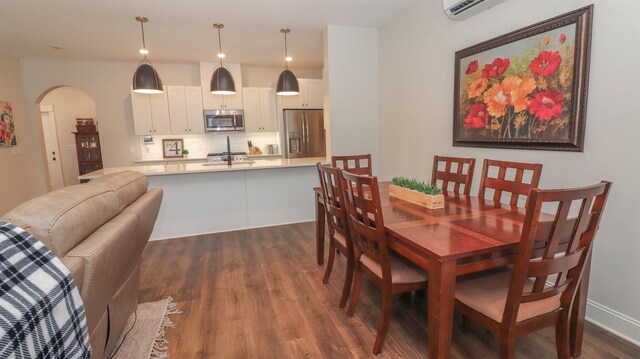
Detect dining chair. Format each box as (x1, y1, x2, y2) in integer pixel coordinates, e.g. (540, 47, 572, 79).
(316, 163, 355, 308)
(341, 170, 427, 355)
(332, 154, 372, 175)
(454, 181, 612, 359)
(478, 159, 543, 207)
(431, 155, 476, 195)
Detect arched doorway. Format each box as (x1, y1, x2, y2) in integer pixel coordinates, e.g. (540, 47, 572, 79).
(37, 86, 97, 190)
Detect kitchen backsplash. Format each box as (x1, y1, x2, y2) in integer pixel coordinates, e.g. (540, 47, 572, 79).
(138, 132, 280, 160)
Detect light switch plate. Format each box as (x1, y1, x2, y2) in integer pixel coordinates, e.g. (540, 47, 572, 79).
(68, 144, 76, 151)
(11, 147, 22, 155)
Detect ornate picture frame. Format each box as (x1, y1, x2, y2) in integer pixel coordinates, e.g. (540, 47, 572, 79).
(453, 5, 593, 151)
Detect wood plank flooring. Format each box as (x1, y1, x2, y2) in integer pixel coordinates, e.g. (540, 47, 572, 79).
(138, 222, 640, 358)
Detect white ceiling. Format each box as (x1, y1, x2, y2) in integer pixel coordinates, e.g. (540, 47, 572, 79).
(0, 0, 420, 69)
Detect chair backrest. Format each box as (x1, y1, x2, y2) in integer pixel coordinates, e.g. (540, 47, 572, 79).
(316, 163, 351, 246)
(332, 154, 372, 176)
(502, 181, 612, 326)
(431, 155, 476, 195)
(478, 159, 543, 207)
(340, 170, 390, 278)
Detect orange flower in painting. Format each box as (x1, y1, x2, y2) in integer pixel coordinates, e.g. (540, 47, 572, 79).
(483, 76, 536, 117)
(466, 60, 478, 74)
(464, 103, 489, 129)
(543, 35, 550, 45)
(528, 90, 564, 121)
(529, 51, 562, 77)
(482, 58, 510, 78)
(467, 78, 488, 98)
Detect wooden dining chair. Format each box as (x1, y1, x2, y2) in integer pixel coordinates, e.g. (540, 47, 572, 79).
(455, 181, 612, 359)
(478, 159, 543, 207)
(341, 170, 427, 355)
(431, 155, 476, 195)
(316, 163, 355, 308)
(332, 154, 372, 175)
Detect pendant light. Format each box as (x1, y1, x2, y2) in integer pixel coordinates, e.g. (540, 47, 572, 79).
(276, 28, 300, 96)
(210, 23, 236, 95)
(132, 16, 163, 94)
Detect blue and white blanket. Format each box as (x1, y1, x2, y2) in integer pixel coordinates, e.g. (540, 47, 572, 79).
(0, 221, 91, 358)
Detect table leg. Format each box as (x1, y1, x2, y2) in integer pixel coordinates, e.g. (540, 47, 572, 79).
(315, 193, 325, 265)
(428, 259, 456, 359)
(570, 252, 592, 357)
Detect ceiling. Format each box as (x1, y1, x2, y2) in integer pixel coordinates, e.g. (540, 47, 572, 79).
(0, 0, 420, 69)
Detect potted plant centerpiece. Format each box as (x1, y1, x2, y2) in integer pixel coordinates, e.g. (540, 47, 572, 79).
(389, 177, 444, 209)
(181, 149, 189, 158)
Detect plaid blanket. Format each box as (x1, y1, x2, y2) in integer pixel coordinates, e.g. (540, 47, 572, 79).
(0, 221, 91, 359)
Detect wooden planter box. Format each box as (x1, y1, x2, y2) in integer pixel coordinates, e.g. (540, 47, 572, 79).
(388, 184, 445, 209)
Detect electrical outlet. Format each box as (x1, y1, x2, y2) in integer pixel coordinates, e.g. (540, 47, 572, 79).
(11, 147, 22, 155)
(128, 146, 134, 153)
(197, 145, 202, 151)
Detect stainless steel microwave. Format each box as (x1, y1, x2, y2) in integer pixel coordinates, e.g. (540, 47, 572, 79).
(204, 109, 244, 132)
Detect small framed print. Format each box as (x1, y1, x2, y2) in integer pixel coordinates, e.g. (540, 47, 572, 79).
(162, 139, 184, 158)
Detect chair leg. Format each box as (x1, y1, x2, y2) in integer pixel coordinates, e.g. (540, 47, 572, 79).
(338, 253, 354, 308)
(556, 311, 571, 359)
(346, 266, 362, 317)
(461, 314, 470, 333)
(499, 334, 516, 359)
(372, 286, 392, 355)
(322, 239, 336, 284)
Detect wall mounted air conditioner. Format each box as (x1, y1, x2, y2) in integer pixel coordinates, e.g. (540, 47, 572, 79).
(443, 0, 507, 21)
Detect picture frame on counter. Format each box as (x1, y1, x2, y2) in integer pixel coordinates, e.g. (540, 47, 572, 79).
(452, 5, 592, 152)
(162, 138, 184, 158)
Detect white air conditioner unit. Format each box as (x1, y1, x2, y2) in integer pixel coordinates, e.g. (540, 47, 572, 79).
(443, 0, 507, 21)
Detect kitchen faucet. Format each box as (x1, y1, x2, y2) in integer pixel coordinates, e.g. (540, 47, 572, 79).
(226, 136, 232, 166)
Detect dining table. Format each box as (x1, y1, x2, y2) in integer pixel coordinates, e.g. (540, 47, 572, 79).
(314, 182, 591, 359)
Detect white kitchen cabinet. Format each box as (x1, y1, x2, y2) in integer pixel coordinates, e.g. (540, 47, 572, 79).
(167, 86, 204, 134)
(131, 87, 171, 136)
(281, 78, 324, 109)
(200, 62, 243, 110)
(243, 87, 277, 133)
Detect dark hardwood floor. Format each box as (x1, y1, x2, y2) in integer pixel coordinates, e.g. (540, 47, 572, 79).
(139, 222, 640, 358)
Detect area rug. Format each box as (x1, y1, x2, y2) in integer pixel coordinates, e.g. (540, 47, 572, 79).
(109, 297, 181, 359)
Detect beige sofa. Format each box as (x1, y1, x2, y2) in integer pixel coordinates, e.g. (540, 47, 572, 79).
(1, 171, 162, 359)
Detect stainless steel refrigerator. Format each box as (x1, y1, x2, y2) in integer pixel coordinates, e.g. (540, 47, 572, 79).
(283, 109, 326, 158)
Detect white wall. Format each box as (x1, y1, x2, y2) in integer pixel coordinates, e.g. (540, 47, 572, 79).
(40, 87, 97, 186)
(0, 53, 42, 214)
(379, 0, 640, 343)
(325, 25, 379, 171)
(242, 66, 321, 87)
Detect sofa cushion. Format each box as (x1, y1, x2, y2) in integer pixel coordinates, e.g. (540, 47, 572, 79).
(2, 183, 119, 257)
(90, 171, 148, 212)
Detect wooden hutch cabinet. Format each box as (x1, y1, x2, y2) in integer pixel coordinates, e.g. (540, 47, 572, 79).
(73, 121, 103, 182)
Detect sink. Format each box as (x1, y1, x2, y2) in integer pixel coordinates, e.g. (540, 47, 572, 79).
(202, 160, 256, 166)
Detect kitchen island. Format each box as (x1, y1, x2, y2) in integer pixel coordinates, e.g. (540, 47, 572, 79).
(80, 157, 327, 240)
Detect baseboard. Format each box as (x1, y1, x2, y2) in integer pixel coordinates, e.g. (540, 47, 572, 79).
(149, 219, 316, 241)
(586, 299, 640, 347)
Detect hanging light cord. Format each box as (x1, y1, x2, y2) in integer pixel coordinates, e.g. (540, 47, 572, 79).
(139, 21, 147, 60)
(217, 27, 223, 66)
(283, 31, 289, 69)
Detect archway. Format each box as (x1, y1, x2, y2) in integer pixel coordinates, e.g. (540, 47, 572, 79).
(37, 86, 97, 189)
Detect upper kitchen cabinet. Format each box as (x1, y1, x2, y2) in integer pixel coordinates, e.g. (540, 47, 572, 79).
(281, 78, 324, 109)
(167, 86, 205, 134)
(131, 87, 171, 136)
(200, 62, 243, 109)
(243, 87, 277, 133)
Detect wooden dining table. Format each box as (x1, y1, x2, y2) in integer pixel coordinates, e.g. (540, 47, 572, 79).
(314, 182, 591, 359)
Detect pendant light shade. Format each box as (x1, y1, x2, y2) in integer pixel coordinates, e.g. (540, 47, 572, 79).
(133, 62, 163, 94)
(276, 69, 299, 96)
(132, 17, 163, 94)
(276, 28, 299, 96)
(210, 23, 236, 95)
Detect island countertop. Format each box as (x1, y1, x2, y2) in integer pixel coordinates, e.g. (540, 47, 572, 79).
(78, 157, 328, 180)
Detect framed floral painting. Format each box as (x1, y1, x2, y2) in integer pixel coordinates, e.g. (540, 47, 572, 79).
(453, 5, 593, 151)
(0, 100, 17, 147)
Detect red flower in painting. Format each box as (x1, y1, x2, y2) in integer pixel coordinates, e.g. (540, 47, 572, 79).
(466, 60, 478, 74)
(528, 90, 564, 121)
(464, 103, 489, 129)
(529, 51, 562, 77)
(0, 121, 10, 143)
(559, 33, 567, 44)
(482, 58, 510, 78)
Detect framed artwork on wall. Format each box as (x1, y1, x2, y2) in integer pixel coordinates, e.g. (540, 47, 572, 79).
(0, 100, 17, 147)
(453, 5, 593, 151)
(162, 139, 184, 158)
